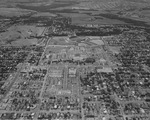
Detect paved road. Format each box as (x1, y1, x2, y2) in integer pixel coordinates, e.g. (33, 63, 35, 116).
(34, 36, 51, 119)
(38, 27, 49, 45)
(39, 37, 51, 65)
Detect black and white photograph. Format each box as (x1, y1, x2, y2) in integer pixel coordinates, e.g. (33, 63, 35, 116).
(0, 0, 150, 120)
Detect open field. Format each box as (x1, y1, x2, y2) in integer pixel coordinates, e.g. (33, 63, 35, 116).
(59, 12, 126, 25)
(32, 12, 56, 17)
(0, 25, 45, 46)
(0, 7, 33, 17)
(16, 0, 78, 12)
(141, 10, 150, 18)
(10, 38, 38, 46)
(0, 0, 148, 26)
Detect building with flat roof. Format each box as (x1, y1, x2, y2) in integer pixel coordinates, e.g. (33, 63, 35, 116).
(69, 68, 77, 77)
(49, 69, 63, 77)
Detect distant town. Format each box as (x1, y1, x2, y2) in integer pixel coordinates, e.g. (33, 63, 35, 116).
(0, 13, 150, 120)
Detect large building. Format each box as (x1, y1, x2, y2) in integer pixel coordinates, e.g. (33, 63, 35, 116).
(49, 69, 63, 78)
